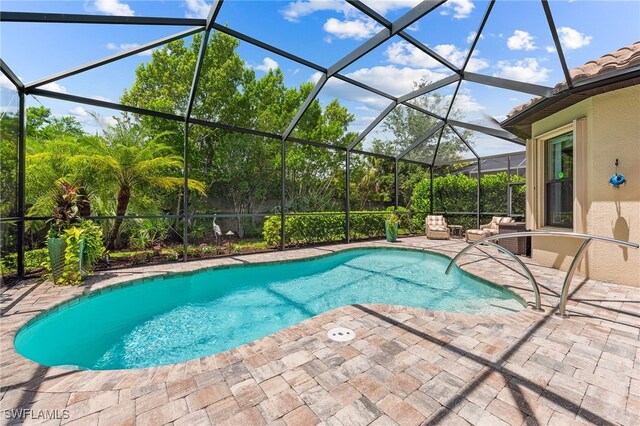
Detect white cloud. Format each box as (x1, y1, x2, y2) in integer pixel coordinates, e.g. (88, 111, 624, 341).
(70, 106, 117, 127)
(185, 0, 210, 19)
(407, 24, 419, 32)
(443, 0, 474, 19)
(40, 82, 67, 93)
(494, 58, 551, 83)
(281, 0, 350, 22)
(344, 65, 450, 98)
(450, 93, 483, 113)
(255, 57, 279, 72)
(557, 27, 592, 50)
(86, 0, 134, 16)
(311, 64, 449, 103)
(282, 0, 473, 23)
(323, 17, 381, 40)
(545, 46, 557, 53)
(466, 54, 490, 73)
(385, 41, 489, 72)
(386, 41, 443, 69)
(106, 42, 153, 56)
(507, 30, 537, 51)
(466, 31, 483, 44)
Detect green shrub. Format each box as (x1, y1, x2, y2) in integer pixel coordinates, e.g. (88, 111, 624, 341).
(263, 212, 391, 247)
(0, 248, 49, 275)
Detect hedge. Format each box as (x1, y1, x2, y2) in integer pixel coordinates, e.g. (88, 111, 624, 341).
(264, 211, 392, 247)
(262, 206, 428, 247)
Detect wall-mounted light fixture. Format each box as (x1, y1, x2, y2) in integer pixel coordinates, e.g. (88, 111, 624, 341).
(609, 159, 626, 189)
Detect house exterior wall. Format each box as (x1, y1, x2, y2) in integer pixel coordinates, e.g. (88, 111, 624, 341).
(526, 85, 640, 286)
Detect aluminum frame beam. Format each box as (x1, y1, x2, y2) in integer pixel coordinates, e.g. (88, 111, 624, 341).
(463, 1, 494, 72)
(328, 0, 445, 77)
(0, 11, 204, 26)
(448, 120, 525, 145)
(347, 101, 396, 151)
(398, 74, 460, 104)
(347, 1, 459, 73)
(463, 72, 552, 97)
(430, 126, 445, 166)
(27, 26, 203, 90)
(282, 74, 327, 140)
(541, 0, 573, 89)
(435, 150, 525, 167)
(182, 0, 224, 260)
(396, 121, 445, 161)
(16, 92, 26, 277)
(27, 87, 395, 157)
(1, 59, 23, 90)
(398, 32, 459, 73)
(447, 124, 480, 160)
(25, 88, 184, 121)
(28, 88, 186, 121)
(211, 23, 326, 73)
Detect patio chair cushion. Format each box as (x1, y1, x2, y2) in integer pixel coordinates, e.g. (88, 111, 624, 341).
(429, 226, 449, 232)
(465, 229, 489, 236)
(489, 216, 514, 231)
(426, 215, 447, 227)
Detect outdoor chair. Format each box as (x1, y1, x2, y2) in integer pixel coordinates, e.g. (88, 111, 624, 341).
(425, 215, 450, 240)
(465, 216, 514, 243)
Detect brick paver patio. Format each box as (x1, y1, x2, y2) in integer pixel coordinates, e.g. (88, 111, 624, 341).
(1, 237, 638, 425)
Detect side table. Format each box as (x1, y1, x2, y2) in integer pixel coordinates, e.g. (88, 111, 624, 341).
(447, 225, 463, 239)
(497, 222, 530, 255)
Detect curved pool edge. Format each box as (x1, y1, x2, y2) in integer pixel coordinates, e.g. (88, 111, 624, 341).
(6, 239, 547, 375)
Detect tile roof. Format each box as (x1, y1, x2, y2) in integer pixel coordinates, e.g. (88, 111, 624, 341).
(507, 41, 640, 119)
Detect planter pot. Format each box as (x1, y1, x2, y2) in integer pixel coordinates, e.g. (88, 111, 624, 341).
(47, 237, 66, 283)
(78, 237, 88, 278)
(385, 221, 398, 242)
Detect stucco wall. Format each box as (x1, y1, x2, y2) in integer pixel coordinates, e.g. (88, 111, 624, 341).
(528, 85, 640, 286)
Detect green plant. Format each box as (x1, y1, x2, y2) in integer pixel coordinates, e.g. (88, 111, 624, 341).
(128, 219, 171, 250)
(199, 244, 214, 255)
(47, 179, 83, 238)
(385, 213, 399, 226)
(56, 220, 105, 285)
(165, 249, 180, 261)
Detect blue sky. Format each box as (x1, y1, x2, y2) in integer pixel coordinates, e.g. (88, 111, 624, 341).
(1, 0, 639, 156)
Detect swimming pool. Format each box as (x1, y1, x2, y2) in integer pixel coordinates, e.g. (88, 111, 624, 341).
(15, 248, 524, 370)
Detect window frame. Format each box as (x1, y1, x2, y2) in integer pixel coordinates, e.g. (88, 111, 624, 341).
(544, 131, 574, 228)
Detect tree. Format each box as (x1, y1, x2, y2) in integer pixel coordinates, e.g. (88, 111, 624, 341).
(27, 106, 83, 140)
(371, 80, 472, 163)
(121, 30, 355, 228)
(79, 122, 206, 248)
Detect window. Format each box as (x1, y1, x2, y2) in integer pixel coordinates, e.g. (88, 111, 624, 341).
(545, 132, 573, 227)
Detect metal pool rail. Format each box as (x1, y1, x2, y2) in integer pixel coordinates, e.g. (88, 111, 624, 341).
(445, 231, 639, 316)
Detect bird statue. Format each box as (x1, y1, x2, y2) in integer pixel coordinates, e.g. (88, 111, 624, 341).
(212, 215, 222, 244)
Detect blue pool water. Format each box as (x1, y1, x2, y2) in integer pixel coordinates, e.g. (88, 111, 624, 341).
(15, 248, 524, 370)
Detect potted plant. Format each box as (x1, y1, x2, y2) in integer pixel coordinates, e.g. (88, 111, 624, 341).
(47, 180, 81, 282)
(385, 213, 399, 242)
(46, 180, 104, 284)
(60, 220, 105, 284)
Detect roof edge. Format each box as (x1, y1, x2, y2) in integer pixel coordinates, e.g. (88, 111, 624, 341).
(501, 66, 640, 135)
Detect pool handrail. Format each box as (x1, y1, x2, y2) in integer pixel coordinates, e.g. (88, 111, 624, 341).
(445, 231, 639, 316)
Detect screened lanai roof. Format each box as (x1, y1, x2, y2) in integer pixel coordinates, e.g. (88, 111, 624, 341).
(2, 0, 639, 164)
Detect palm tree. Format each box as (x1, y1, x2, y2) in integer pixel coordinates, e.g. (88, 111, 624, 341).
(81, 122, 206, 248)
